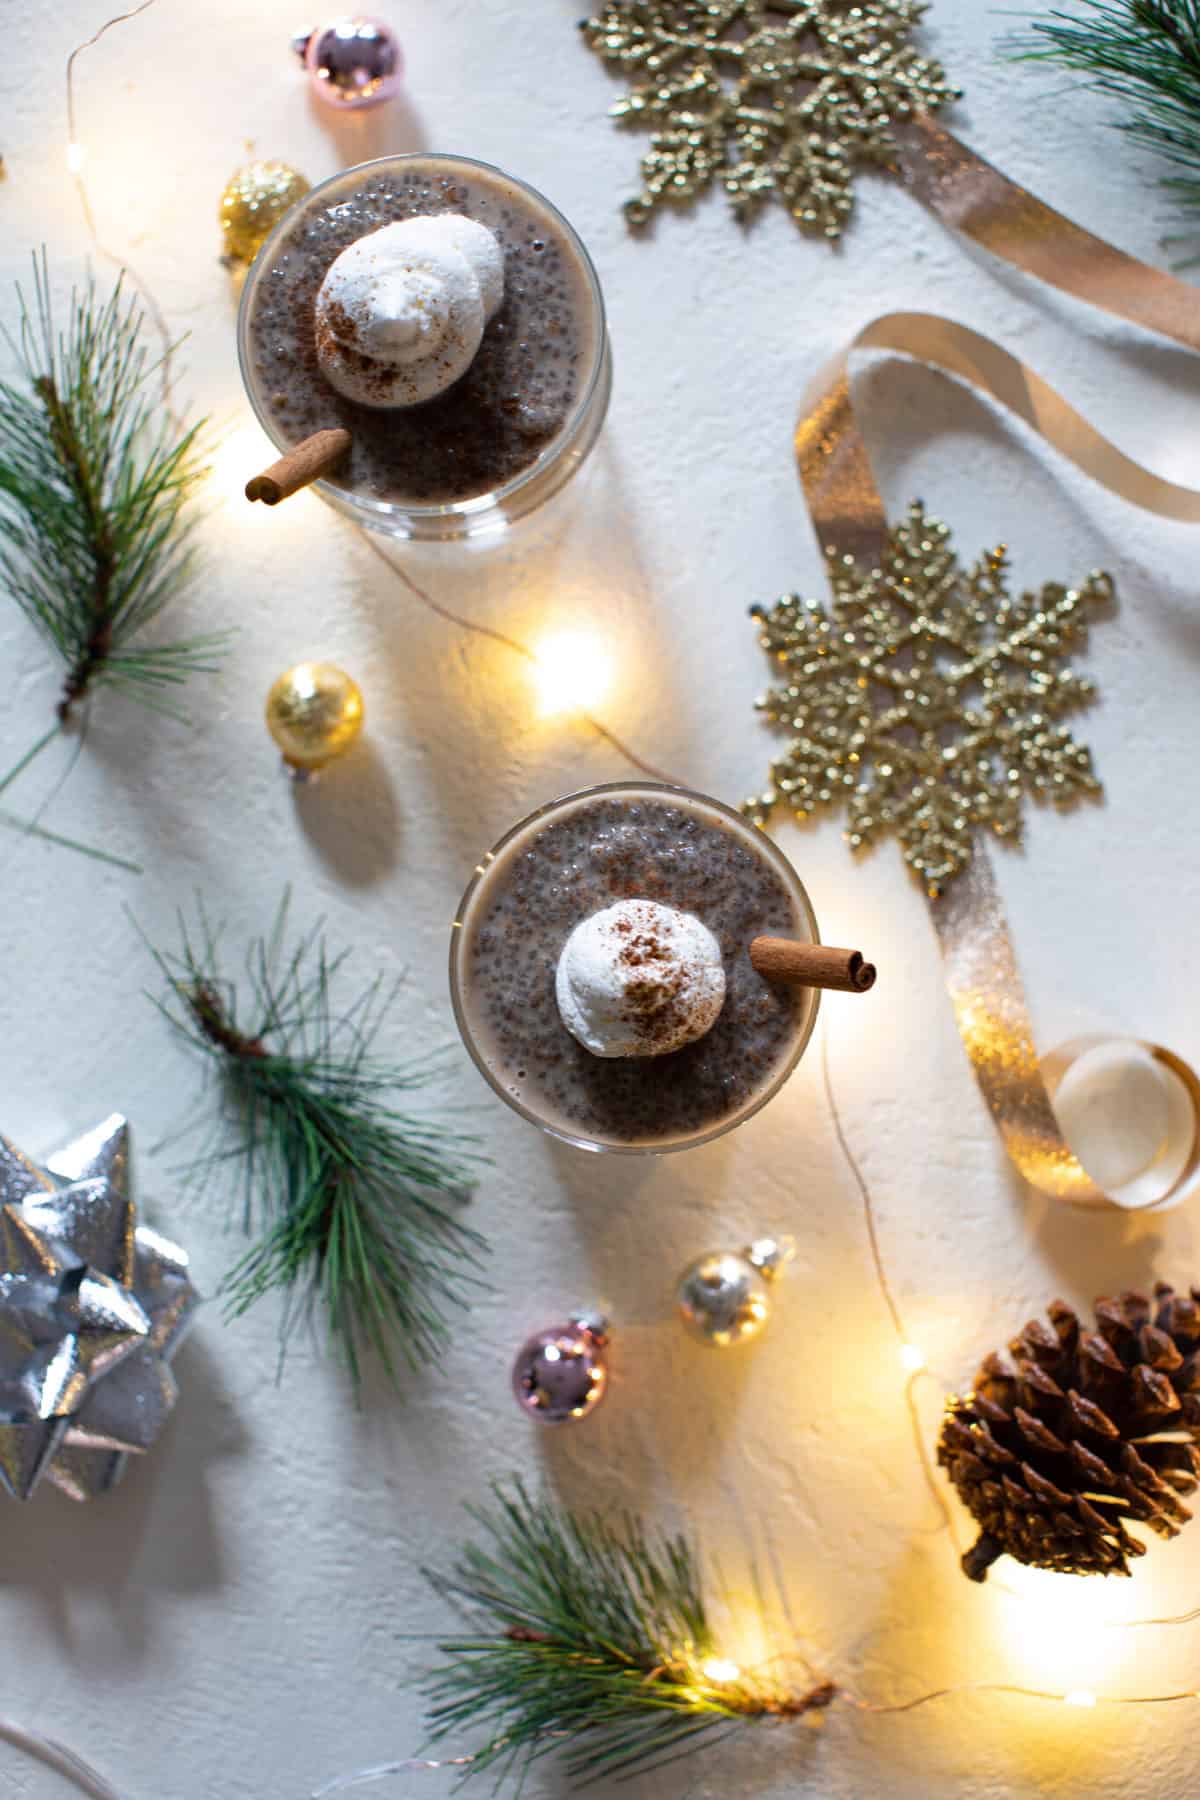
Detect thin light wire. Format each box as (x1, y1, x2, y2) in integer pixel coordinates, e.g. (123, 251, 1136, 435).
(357, 532, 682, 787)
(905, 1369, 961, 1546)
(67, 0, 178, 412)
(1115, 1603, 1200, 1628)
(844, 1684, 1200, 1716)
(820, 1017, 908, 1346)
(821, 1016, 961, 1540)
(64, 0, 159, 162)
(312, 1754, 475, 1795)
(0, 1717, 127, 1800)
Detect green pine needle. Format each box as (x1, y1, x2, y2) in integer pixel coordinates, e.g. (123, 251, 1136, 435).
(1009, 3, 1200, 235)
(144, 894, 489, 1392)
(421, 1480, 836, 1789)
(0, 251, 223, 729)
(0, 801, 141, 872)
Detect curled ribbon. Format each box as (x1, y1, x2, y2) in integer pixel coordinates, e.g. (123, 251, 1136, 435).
(894, 114, 1200, 356)
(793, 311, 1200, 1211)
(0, 1716, 125, 1800)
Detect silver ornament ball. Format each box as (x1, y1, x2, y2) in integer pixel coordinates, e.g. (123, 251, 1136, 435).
(675, 1238, 792, 1348)
(677, 1251, 771, 1348)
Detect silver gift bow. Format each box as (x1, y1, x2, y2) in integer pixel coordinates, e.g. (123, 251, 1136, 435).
(0, 1114, 200, 1500)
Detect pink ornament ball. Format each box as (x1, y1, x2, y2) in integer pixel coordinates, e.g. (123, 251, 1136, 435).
(511, 1317, 609, 1425)
(297, 16, 404, 110)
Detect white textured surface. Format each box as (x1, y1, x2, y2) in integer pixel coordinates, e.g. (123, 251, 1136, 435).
(2, 3, 1200, 1797)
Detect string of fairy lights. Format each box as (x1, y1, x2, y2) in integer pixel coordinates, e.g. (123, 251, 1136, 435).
(5, 7, 1197, 1796)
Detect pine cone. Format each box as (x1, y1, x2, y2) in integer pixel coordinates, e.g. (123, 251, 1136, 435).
(938, 1283, 1200, 1581)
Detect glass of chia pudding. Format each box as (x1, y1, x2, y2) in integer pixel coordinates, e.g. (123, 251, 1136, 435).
(449, 782, 822, 1154)
(237, 153, 611, 539)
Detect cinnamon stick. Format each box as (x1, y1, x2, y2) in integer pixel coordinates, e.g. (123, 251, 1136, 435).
(245, 427, 352, 505)
(749, 937, 877, 994)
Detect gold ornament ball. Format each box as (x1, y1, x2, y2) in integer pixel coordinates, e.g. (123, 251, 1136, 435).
(265, 662, 365, 771)
(220, 160, 310, 265)
(676, 1250, 772, 1349)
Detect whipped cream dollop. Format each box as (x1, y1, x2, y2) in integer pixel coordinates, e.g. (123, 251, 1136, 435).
(314, 213, 505, 408)
(555, 899, 726, 1060)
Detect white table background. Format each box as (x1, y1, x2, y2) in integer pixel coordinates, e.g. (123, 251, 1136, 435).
(3, 3, 1200, 1796)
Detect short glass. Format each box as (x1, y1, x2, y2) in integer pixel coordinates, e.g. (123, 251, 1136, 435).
(237, 153, 612, 541)
(449, 781, 821, 1155)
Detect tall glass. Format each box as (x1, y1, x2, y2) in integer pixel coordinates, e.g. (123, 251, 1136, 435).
(237, 153, 611, 540)
(449, 782, 821, 1155)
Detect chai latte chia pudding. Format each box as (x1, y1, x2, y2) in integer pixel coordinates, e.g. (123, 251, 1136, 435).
(239, 153, 610, 529)
(450, 784, 821, 1153)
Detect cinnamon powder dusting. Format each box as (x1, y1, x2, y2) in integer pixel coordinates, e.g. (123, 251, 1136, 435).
(614, 916, 691, 1055)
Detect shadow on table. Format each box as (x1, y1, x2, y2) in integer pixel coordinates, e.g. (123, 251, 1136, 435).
(0, 1334, 245, 1666)
(1150, 583, 1200, 669)
(308, 83, 428, 167)
(919, 217, 1200, 407)
(1026, 1187, 1168, 1302)
(290, 733, 404, 887)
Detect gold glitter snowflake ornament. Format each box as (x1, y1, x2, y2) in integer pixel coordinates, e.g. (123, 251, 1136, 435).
(580, 0, 958, 235)
(746, 503, 1113, 893)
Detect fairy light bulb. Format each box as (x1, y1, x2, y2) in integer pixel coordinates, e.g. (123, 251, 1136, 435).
(1064, 1690, 1097, 1709)
(532, 630, 614, 717)
(899, 1343, 926, 1373)
(700, 1658, 741, 1685)
(66, 142, 86, 174)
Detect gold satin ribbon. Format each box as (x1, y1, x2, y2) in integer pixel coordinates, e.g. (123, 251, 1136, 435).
(895, 113, 1200, 354)
(932, 847, 1110, 1208)
(798, 313, 1200, 555)
(793, 312, 1200, 1210)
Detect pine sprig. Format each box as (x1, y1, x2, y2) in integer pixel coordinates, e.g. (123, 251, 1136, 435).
(0, 252, 221, 733)
(145, 896, 488, 1391)
(422, 1480, 836, 1789)
(1009, 3, 1200, 231)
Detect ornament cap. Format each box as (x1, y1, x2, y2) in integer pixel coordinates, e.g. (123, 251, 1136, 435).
(569, 1310, 610, 1345)
(745, 1236, 795, 1280)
